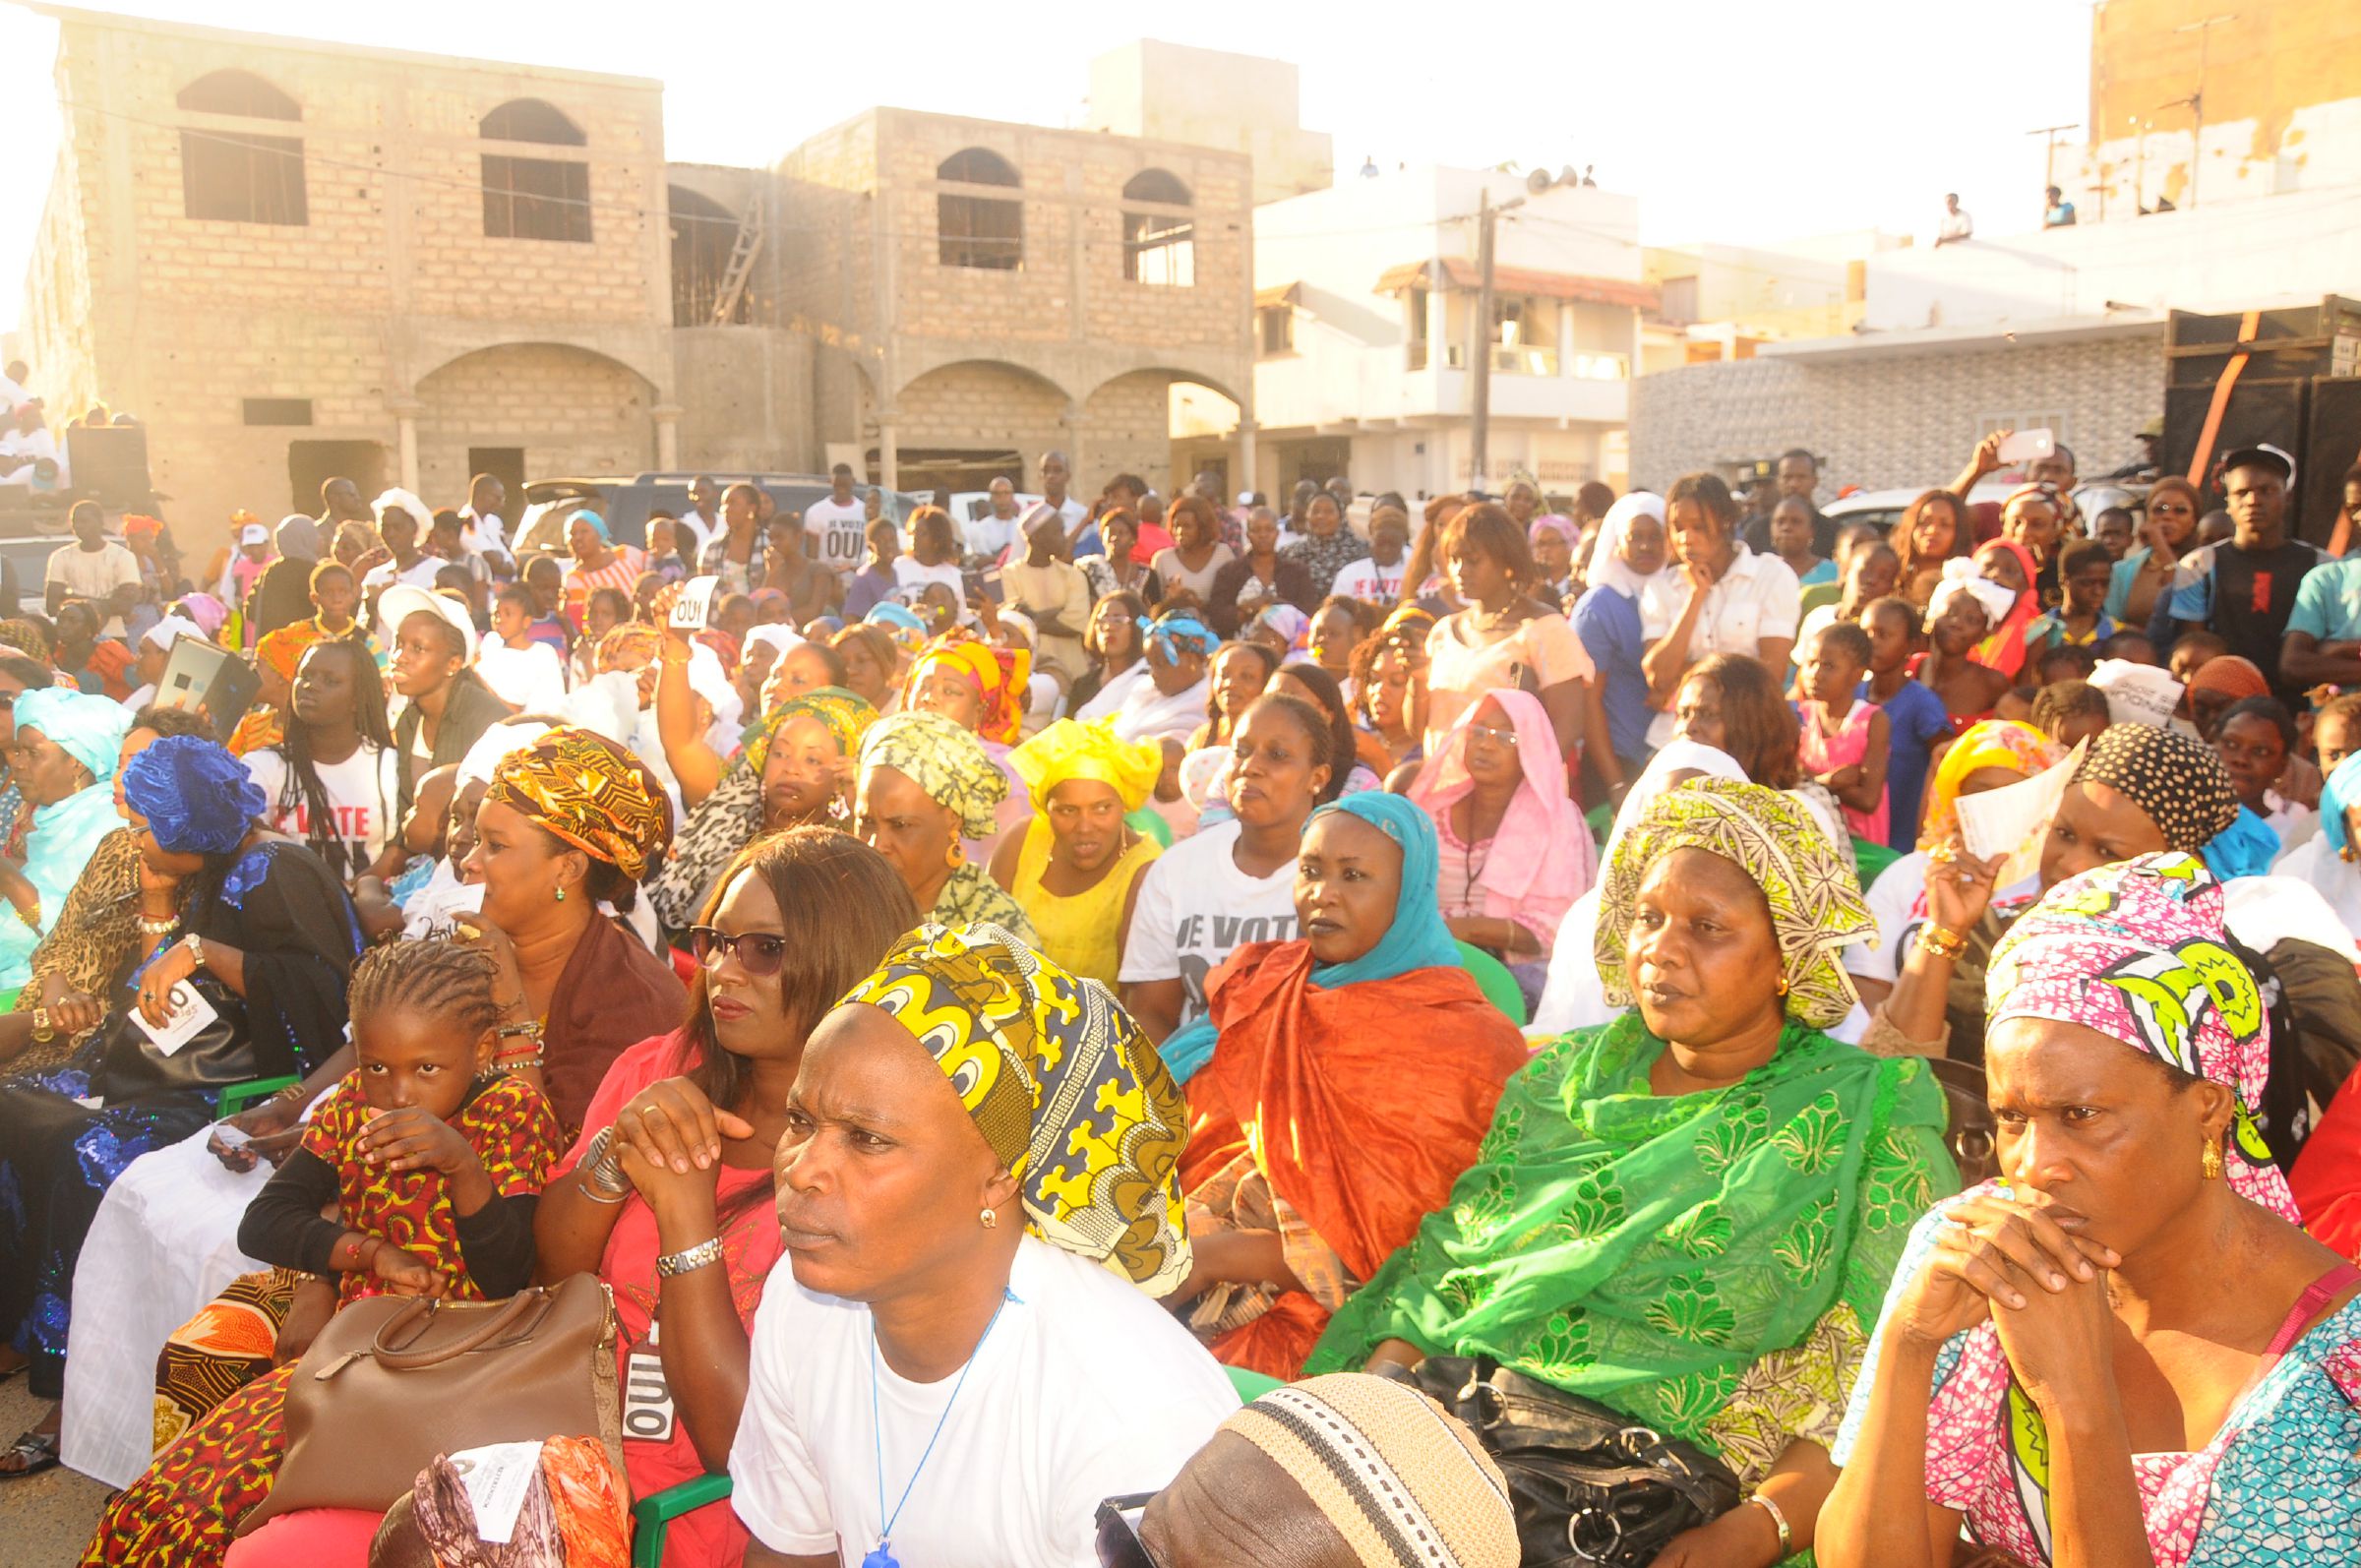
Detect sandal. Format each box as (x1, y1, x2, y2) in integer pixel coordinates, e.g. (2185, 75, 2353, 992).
(0, 1427, 59, 1479)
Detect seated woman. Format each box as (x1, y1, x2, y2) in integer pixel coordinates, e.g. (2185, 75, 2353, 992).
(1408, 690, 1595, 1009)
(381, 584, 508, 819)
(991, 718, 1163, 989)
(728, 923, 1239, 1566)
(1172, 795, 1530, 1379)
(1184, 639, 1279, 754)
(0, 735, 358, 1478)
(825, 623, 897, 711)
(900, 630, 1032, 855)
(854, 709, 1040, 944)
(241, 639, 402, 885)
(533, 829, 919, 1568)
(1310, 779, 1957, 1567)
(1823, 854, 2361, 1568)
(1066, 589, 1150, 718)
(2213, 694, 2312, 847)
(1346, 624, 1426, 779)
(1121, 694, 1332, 1049)
(1870, 721, 2243, 1063)
(82, 941, 563, 1567)
(649, 686, 877, 935)
(1426, 502, 1599, 764)
(1268, 662, 1379, 797)
(457, 726, 686, 1134)
(0, 687, 133, 992)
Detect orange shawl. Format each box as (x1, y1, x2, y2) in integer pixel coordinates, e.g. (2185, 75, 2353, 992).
(1181, 938, 1531, 1377)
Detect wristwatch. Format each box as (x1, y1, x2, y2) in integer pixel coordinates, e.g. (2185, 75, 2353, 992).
(182, 932, 206, 971)
(655, 1237, 724, 1279)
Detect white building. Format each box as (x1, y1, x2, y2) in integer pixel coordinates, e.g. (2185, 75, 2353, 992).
(1241, 166, 1652, 500)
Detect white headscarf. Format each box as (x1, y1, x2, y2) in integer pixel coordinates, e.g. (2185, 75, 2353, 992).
(1585, 492, 1667, 601)
(2089, 658, 2183, 728)
(1924, 556, 2016, 633)
(1529, 739, 1751, 1036)
(372, 487, 431, 529)
(742, 623, 802, 662)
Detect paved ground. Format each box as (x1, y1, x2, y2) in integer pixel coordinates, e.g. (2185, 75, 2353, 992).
(0, 1376, 112, 1564)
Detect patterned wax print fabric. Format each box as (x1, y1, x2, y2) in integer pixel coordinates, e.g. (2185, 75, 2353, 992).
(1593, 777, 1873, 1031)
(2073, 724, 2242, 856)
(1835, 1198, 2361, 1567)
(904, 632, 1031, 746)
(1307, 1013, 1956, 1485)
(81, 1072, 562, 1568)
(858, 709, 1008, 839)
(484, 724, 673, 880)
(839, 922, 1192, 1295)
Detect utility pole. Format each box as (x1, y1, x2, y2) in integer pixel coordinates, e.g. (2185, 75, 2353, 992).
(1468, 188, 1525, 493)
(2027, 122, 2081, 201)
(2166, 14, 2237, 210)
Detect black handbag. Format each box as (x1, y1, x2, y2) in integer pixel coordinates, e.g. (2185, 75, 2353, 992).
(90, 976, 257, 1102)
(1378, 1356, 1741, 1568)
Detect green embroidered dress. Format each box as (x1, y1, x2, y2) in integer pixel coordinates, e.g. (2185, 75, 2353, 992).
(1309, 1012, 1957, 1483)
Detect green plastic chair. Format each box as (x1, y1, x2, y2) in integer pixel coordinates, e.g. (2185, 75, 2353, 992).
(1125, 807, 1174, 849)
(216, 1075, 299, 1116)
(1454, 940, 1528, 1028)
(627, 1367, 1294, 1560)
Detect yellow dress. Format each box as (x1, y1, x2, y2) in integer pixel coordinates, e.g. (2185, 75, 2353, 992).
(1009, 815, 1160, 988)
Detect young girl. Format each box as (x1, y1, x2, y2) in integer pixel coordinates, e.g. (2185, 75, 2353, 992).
(1795, 620, 1890, 844)
(85, 940, 562, 1568)
(1863, 596, 1952, 850)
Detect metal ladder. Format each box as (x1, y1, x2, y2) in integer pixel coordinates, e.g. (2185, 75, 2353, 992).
(709, 210, 764, 326)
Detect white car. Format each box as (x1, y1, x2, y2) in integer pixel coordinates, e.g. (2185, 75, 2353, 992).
(1823, 476, 2150, 538)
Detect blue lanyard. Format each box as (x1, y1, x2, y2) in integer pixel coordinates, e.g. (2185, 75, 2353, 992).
(863, 1288, 1015, 1568)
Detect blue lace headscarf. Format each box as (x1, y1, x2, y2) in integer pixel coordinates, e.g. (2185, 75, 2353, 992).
(1161, 791, 1461, 1084)
(122, 733, 268, 855)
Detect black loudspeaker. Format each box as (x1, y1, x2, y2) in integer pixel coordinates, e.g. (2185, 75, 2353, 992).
(155, 636, 260, 745)
(64, 426, 151, 510)
(2161, 380, 2311, 501)
(2304, 378, 2361, 547)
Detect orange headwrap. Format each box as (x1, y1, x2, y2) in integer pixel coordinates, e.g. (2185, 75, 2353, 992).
(903, 632, 1031, 746)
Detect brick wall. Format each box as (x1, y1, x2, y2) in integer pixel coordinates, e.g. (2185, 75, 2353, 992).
(416, 342, 653, 499)
(1081, 371, 1178, 491)
(892, 360, 1065, 456)
(1629, 330, 2164, 494)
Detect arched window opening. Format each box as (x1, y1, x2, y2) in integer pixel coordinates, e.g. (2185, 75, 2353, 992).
(1121, 168, 1192, 287)
(937, 149, 1022, 271)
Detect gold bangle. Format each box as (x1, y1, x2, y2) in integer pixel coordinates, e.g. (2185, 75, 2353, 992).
(1916, 924, 1969, 961)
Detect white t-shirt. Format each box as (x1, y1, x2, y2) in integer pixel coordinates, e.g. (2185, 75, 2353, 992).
(730, 1236, 1236, 1568)
(242, 742, 402, 867)
(965, 511, 1022, 564)
(1329, 556, 1407, 605)
(1939, 206, 1973, 241)
(676, 509, 722, 560)
(361, 554, 450, 593)
(1109, 673, 1209, 747)
(804, 498, 870, 578)
(1638, 544, 1802, 748)
(45, 540, 140, 613)
(894, 557, 966, 600)
(1119, 818, 1300, 1028)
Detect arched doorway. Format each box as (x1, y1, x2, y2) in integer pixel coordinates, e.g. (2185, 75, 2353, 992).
(885, 359, 1072, 500)
(1083, 367, 1243, 498)
(414, 342, 656, 506)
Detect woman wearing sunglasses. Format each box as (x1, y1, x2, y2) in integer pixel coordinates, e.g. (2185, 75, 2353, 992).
(536, 827, 918, 1568)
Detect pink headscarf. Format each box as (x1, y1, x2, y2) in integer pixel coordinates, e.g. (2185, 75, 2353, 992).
(1988, 851, 2298, 1222)
(1408, 688, 1596, 929)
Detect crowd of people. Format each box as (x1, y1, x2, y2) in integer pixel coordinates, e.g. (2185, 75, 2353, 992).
(0, 426, 2357, 1567)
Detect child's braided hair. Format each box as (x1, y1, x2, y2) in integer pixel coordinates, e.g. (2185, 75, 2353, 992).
(346, 937, 501, 1040)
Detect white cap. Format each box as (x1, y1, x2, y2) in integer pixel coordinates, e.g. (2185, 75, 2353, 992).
(1235, 490, 1254, 507)
(378, 583, 477, 663)
(456, 719, 554, 788)
(237, 523, 269, 546)
(141, 613, 205, 652)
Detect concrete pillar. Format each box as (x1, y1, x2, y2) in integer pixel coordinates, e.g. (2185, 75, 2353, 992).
(390, 398, 421, 496)
(1233, 420, 1258, 499)
(1060, 402, 1086, 494)
(652, 403, 683, 471)
(877, 409, 900, 490)
(1556, 302, 1576, 378)
(1425, 282, 1449, 376)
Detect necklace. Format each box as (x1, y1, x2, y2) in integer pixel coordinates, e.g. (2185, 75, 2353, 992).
(864, 1288, 1014, 1568)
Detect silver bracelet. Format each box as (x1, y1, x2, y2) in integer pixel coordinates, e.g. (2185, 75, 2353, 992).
(575, 1126, 632, 1203)
(1744, 1492, 1792, 1557)
(655, 1236, 724, 1279)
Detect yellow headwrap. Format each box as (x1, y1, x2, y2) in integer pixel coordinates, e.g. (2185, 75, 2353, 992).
(1005, 718, 1163, 814)
(484, 725, 674, 881)
(904, 632, 1030, 746)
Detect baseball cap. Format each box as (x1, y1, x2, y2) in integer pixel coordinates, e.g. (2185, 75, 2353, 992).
(238, 523, 269, 546)
(2220, 444, 2295, 486)
(378, 583, 478, 663)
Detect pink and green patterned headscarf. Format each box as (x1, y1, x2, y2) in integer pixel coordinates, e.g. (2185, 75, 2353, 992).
(1986, 851, 2296, 1221)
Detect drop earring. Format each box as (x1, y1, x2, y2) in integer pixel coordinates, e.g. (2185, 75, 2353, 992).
(945, 842, 966, 870)
(980, 1207, 998, 1230)
(2201, 1137, 2223, 1180)
(555, 885, 567, 903)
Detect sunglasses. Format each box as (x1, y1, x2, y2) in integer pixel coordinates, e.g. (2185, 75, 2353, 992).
(687, 926, 789, 979)
(1094, 1493, 1162, 1567)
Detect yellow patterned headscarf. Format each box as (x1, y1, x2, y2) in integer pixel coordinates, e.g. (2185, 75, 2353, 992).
(1595, 777, 1872, 1031)
(840, 921, 1191, 1294)
(905, 632, 1031, 746)
(485, 725, 674, 881)
(255, 621, 320, 682)
(595, 622, 663, 673)
(1005, 717, 1163, 814)
(745, 686, 878, 777)
(859, 710, 1007, 839)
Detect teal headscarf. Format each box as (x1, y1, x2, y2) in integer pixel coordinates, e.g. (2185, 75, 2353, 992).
(2203, 803, 2281, 880)
(571, 508, 612, 545)
(2321, 752, 2361, 857)
(1162, 791, 1461, 1084)
(0, 688, 132, 988)
(14, 687, 132, 783)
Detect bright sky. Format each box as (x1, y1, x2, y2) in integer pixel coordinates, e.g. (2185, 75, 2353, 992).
(0, 0, 2097, 336)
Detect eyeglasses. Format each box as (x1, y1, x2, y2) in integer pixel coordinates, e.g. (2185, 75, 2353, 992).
(1094, 1493, 1162, 1567)
(687, 926, 789, 979)
(1466, 723, 1520, 749)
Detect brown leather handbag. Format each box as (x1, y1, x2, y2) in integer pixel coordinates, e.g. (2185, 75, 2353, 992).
(237, 1273, 623, 1538)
